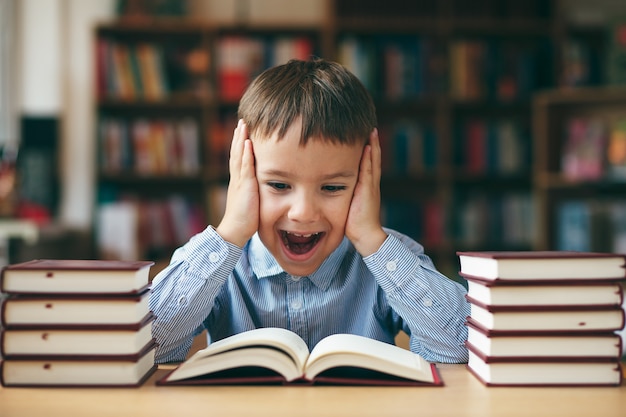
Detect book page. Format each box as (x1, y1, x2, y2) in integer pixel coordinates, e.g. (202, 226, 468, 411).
(185, 327, 310, 371)
(164, 347, 303, 382)
(303, 334, 434, 383)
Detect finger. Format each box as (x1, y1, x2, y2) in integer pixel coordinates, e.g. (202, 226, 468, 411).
(359, 143, 373, 184)
(369, 128, 382, 185)
(240, 139, 255, 179)
(229, 119, 246, 175)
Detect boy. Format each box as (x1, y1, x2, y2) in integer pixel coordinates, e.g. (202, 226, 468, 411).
(149, 59, 469, 364)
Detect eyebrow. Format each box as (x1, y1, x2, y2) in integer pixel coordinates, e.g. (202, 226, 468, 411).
(260, 169, 356, 181)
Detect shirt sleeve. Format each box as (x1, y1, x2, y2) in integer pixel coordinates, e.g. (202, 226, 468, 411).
(363, 230, 470, 363)
(148, 226, 242, 363)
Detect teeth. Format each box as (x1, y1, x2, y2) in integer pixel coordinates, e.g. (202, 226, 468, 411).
(286, 232, 319, 238)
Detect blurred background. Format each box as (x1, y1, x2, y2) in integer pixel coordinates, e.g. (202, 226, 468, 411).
(1, 0, 626, 280)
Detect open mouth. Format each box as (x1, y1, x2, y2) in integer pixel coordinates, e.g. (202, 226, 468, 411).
(280, 231, 324, 255)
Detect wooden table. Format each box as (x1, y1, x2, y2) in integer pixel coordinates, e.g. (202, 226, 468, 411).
(1, 364, 624, 417)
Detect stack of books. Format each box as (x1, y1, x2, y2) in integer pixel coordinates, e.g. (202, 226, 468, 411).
(0, 259, 156, 387)
(457, 251, 626, 386)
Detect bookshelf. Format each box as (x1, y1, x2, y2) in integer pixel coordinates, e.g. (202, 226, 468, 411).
(331, 0, 556, 277)
(533, 87, 626, 254)
(93, 21, 324, 263)
(93, 0, 624, 276)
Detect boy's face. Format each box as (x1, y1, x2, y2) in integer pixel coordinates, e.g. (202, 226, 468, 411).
(253, 119, 363, 277)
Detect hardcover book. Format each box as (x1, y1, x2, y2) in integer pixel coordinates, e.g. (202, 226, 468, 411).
(464, 276, 624, 307)
(0, 259, 154, 295)
(157, 327, 443, 386)
(467, 298, 625, 332)
(0, 314, 155, 358)
(1, 290, 151, 328)
(457, 251, 626, 282)
(466, 318, 623, 359)
(0, 342, 157, 387)
(467, 343, 623, 387)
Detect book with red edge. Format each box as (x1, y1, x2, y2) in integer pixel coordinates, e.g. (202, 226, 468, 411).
(466, 341, 623, 387)
(465, 317, 623, 359)
(1, 289, 151, 329)
(157, 327, 443, 387)
(463, 273, 624, 307)
(466, 295, 626, 332)
(456, 251, 626, 282)
(0, 313, 156, 359)
(0, 341, 158, 387)
(0, 259, 154, 295)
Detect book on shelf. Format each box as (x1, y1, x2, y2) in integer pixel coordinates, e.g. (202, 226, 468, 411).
(607, 118, 626, 180)
(337, 36, 377, 94)
(0, 314, 155, 358)
(1, 289, 151, 327)
(557, 200, 626, 253)
(96, 201, 140, 261)
(450, 40, 487, 101)
(561, 117, 607, 181)
(456, 251, 626, 282)
(466, 343, 623, 387)
(466, 317, 623, 359)
(383, 119, 438, 176)
(0, 342, 157, 387)
(0, 259, 154, 295)
(556, 201, 592, 252)
(467, 299, 625, 332)
(606, 17, 626, 85)
(453, 193, 534, 248)
(560, 38, 594, 87)
(158, 327, 443, 386)
(216, 35, 314, 102)
(458, 118, 528, 176)
(464, 275, 624, 307)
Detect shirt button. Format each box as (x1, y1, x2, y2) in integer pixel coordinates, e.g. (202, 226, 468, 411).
(208, 252, 220, 263)
(291, 300, 302, 310)
(177, 296, 188, 306)
(422, 298, 433, 307)
(385, 260, 397, 272)
(291, 276, 302, 282)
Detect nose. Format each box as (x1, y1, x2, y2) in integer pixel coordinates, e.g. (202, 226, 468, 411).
(287, 190, 320, 223)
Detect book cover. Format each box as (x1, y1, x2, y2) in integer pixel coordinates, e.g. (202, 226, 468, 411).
(465, 318, 623, 359)
(0, 259, 154, 295)
(1, 290, 151, 328)
(0, 323, 155, 359)
(561, 117, 606, 181)
(467, 298, 625, 332)
(464, 275, 624, 307)
(457, 251, 626, 281)
(467, 343, 623, 387)
(157, 327, 443, 386)
(0, 342, 157, 387)
(607, 118, 626, 180)
(606, 17, 626, 85)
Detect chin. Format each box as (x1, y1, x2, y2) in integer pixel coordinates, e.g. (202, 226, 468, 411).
(278, 258, 322, 277)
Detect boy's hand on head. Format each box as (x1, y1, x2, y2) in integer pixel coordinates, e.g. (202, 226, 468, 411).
(346, 129, 388, 257)
(216, 120, 259, 247)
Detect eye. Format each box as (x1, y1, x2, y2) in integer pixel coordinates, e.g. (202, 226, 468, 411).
(268, 182, 290, 191)
(322, 185, 347, 193)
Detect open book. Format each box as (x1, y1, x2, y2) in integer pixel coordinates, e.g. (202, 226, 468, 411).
(157, 327, 443, 386)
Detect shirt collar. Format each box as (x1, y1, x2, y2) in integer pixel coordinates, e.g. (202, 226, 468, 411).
(247, 233, 351, 291)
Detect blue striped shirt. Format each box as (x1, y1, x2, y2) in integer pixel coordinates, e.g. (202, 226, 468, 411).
(149, 226, 469, 364)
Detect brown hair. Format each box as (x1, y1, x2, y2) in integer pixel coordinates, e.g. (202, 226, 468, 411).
(238, 58, 377, 146)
